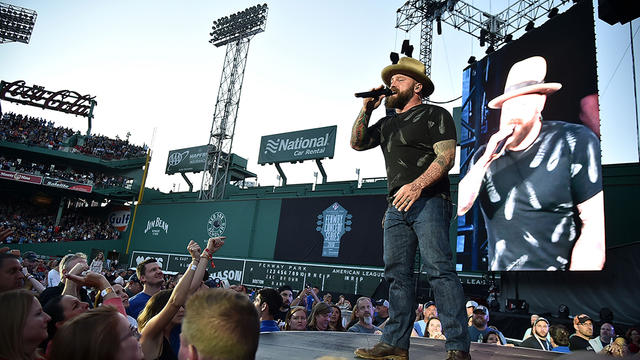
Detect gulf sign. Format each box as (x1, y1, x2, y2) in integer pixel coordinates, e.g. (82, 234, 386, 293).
(109, 207, 131, 232)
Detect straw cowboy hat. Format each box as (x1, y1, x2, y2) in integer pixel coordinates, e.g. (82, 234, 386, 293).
(488, 56, 562, 109)
(381, 57, 434, 97)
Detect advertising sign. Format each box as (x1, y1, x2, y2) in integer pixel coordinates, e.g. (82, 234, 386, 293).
(108, 207, 131, 232)
(165, 145, 209, 174)
(42, 177, 92, 193)
(258, 125, 336, 164)
(0, 170, 42, 184)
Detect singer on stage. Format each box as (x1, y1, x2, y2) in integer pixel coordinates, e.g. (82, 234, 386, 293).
(350, 56, 470, 360)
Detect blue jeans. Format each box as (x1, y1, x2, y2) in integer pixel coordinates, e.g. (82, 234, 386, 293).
(380, 196, 470, 352)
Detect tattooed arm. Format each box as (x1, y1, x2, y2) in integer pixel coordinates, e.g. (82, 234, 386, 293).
(392, 139, 456, 212)
(350, 86, 385, 151)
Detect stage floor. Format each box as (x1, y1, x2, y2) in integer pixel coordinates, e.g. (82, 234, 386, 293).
(256, 332, 563, 360)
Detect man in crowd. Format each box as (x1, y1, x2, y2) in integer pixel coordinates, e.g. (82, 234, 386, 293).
(522, 314, 540, 340)
(351, 55, 469, 360)
(549, 324, 571, 353)
(254, 287, 283, 332)
(39, 252, 90, 306)
(521, 317, 552, 350)
(569, 314, 595, 351)
(127, 258, 164, 318)
(348, 297, 382, 334)
(414, 301, 438, 337)
(179, 288, 260, 360)
(458, 56, 605, 271)
(374, 299, 389, 326)
(275, 285, 294, 322)
(465, 300, 478, 326)
(468, 305, 507, 344)
(125, 274, 142, 298)
(0, 253, 24, 292)
(590, 322, 615, 353)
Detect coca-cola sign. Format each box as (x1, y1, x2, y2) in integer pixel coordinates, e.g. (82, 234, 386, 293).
(0, 80, 96, 117)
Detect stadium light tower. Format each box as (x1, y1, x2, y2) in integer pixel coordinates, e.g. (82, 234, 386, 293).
(200, 4, 268, 200)
(0, 2, 37, 44)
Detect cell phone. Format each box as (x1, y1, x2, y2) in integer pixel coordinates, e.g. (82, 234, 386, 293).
(10, 249, 20, 256)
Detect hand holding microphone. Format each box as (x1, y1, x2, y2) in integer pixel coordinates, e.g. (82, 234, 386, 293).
(356, 85, 392, 112)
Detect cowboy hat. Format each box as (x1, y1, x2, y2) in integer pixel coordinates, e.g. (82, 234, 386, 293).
(487, 56, 562, 109)
(381, 57, 434, 97)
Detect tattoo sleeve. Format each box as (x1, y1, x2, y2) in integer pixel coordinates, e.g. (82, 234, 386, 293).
(411, 139, 456, 191)
(350, 108, 378, 151)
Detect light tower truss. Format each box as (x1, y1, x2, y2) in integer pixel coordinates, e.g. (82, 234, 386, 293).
(0, 2, 37, 44)
(200, 4, 268, 200)
(396, 0, 571, 76)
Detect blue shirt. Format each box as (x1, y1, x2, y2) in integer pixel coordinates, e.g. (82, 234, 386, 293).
(260, 320, 280, 332)
(414, 320, 427, 337)
(127, 292, 151, 319)
(468, 326, 507, 345)
(552, 346, 571, 353)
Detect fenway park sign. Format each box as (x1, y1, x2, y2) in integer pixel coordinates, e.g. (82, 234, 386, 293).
(0, 80, 96, 117)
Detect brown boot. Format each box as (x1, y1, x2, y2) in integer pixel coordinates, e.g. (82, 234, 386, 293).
(445, 350, 471, 360)
(354, 342, 409, 360)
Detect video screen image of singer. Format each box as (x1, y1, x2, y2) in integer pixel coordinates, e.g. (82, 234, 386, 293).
(456, 1, 605, 271)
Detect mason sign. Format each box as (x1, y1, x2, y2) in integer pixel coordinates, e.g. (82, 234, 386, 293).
(258, 125, 336, 164)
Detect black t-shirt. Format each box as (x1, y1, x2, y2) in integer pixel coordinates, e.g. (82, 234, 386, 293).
(473, 121, 602, 270)
(569, 335, 594, 351)
(368, 104, 457, 200)
(275, 308, 288, 323)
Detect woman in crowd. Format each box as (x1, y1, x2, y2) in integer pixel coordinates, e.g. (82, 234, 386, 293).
(284, 306, 308, 331)
(483, 330, 505, 345)
(328, 304, 345, 331)
(0, 289, 51, 360)
(138, 238, 223, 360)
(307, 302, 332, 331)
(113, 283, 139, 329)
(627, 327, 640, 353)
(89, 252, 104, 273)
(48, 306, 143, 360)
(424, 317, 446, 340)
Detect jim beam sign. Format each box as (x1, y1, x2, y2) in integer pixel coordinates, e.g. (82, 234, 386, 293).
(0, 80, 95, 117)
(258, 125, 337, 164)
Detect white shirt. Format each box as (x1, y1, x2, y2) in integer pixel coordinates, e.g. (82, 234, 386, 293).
(47, 269, 61, 287)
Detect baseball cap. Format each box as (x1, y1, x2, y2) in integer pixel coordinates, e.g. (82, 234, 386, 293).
(128, 274, 140, 283)
(375, 299, 389, 308)
(474, 305, 489, 316)
(22, 251, 37, 261)
(424, 301, 436, 309)
(534, 317, 550, 326)
(466, 300, 478, 308)
(574, 314, 592, 325)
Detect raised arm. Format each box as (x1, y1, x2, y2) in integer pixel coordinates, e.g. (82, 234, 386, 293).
(189, 236, 225, 292)
(569, 191, 605, 270)
(392, 139, 456, 212)
(140, 241, 201, 359)
(350, 86, 385, 151)
(62, 262, 88, 298)
(457, 126, 515, 216)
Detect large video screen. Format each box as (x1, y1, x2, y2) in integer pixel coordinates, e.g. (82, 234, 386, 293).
(457, 1, 605, 271)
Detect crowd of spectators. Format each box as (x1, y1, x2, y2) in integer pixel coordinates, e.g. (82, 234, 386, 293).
(0, 201, 120, 244)
(0, 155, 133, 189)
(0, 112, 147, 160)
(0, 232, 638, 359)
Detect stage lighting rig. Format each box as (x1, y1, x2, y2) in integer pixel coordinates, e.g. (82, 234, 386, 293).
(0, 2, 37, 44)
(209, 3, 268, 47)
(200, 4, 269, 200)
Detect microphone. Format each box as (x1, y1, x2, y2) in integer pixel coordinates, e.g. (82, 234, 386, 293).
(354, 88, 393, 98)
(492, 128, 515, 155)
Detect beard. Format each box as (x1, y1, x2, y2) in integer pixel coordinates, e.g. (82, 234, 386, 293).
(363, 314, 373, 326)
(472, 317, 486, 328)
(385, 87, 413, 110)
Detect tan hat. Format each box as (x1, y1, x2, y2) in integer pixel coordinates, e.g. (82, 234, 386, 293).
(487, 56, 562, 109)
(381, 57, 434, 97)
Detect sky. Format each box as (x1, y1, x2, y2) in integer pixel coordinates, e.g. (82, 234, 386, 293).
(1, 0, 638, 192)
